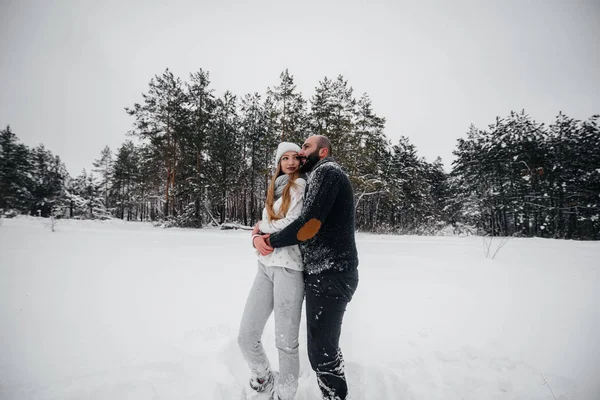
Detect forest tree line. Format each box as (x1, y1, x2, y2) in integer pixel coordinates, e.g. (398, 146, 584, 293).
(1, 68, 598, 239)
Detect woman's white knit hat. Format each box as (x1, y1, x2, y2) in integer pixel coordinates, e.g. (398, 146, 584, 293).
(275, 142, 301, 167)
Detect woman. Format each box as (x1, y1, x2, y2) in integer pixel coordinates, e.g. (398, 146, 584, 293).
(238, 142, 306, 400)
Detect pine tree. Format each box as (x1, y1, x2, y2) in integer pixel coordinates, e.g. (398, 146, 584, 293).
(452, 124, 488, 232)
(578, 115, 600, 238)
(0, 126, 32, 213)
(546, 113, 600, 239)
(92, 146, 114, 213)
(112, 141, 140, 221)
(177, 69, 216, 227)
(240, 92, 270, 225)
(385, 137, 431, 232)
(309, 75, 357, 168)
(426, 157, 451, 226)
(352, 94, 389, 230)
(29, 144, 68, 217)
(125, 68, 189, 217)
(449, 110, 600, 238)
(136, 144, 163, 221)
(206, 91, 241, 223)
(67, 169, 103, 219)
(268, 69, 308, 144)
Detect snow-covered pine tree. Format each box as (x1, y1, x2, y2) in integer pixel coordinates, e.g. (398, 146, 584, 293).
(67, 169, 104, 219)
(576, 115, 600, 239)
(0, 125, 32, 214)
(125, 68, 188, 218)
(352, 93, 390, 230)
(546, 113, 600, 239)
(135, 144, 163, 221)
(267, 69, 308, 144)
(111, 141, 141, 221)
(375, 137, 433, 233)
(309, 75, 357, 170)
(262, 92, 284, 167)
(425, 157, 451, 228)
(92, 146, 114, 214)
(240, 93, 272, 226)
(450, 124, 482, 232)
(501, 110, 547, 237)
(29, 144, 69, 218)
(449, 110, 599, 239)
(205, 91, 241, 224)
(177, 69, 217, 227)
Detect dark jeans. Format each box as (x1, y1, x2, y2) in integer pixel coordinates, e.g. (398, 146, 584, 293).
(304, 269, 359, 400)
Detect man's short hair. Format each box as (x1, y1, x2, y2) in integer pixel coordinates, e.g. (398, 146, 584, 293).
(316, 136, 333, 157)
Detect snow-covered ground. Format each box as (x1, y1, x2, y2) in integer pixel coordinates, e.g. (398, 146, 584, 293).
(1, 217, 599, 400)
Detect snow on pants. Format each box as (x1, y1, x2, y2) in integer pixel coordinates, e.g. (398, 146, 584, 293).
(304, 269, 359, 400)
(238, 261, 305, 400)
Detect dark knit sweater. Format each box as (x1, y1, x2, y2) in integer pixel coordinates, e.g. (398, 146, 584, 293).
(268, 157, 359, 275)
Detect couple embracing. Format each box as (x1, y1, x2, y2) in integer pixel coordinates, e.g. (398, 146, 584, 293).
(238, 135, 360, 400)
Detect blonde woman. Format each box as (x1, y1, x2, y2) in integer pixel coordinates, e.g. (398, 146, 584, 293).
(238, 142, 306, 400)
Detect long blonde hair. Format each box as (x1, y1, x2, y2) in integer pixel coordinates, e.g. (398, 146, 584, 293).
(265, 164, 301, 222)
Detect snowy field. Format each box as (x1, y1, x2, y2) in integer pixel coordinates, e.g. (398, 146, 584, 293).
(1, 217, 599, 400)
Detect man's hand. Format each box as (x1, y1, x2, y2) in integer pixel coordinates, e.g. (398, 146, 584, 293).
(253, 234, 273, 256)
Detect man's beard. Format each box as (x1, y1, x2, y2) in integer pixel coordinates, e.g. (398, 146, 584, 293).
(299, 151, 320, 173)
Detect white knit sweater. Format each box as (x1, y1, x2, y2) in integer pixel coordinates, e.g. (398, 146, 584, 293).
(257, 178, 306, 271)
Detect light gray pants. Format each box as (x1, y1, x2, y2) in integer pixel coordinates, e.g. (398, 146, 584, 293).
(238, 262, 305, 400)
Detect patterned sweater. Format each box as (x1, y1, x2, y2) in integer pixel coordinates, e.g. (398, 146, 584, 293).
(268, 157, 359, 275)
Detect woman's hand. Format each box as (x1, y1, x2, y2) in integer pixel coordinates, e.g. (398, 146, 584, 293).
(253, 234, 273, 256)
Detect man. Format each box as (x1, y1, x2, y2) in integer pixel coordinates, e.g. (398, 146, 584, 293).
(253, 135, 359, 400)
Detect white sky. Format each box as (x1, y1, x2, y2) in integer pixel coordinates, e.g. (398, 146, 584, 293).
(1, 0, 599, 176)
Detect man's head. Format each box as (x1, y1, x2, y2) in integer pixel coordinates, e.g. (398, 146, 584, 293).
(299, 135, 332, 173)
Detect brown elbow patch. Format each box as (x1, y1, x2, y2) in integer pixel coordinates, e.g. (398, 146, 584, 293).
(297, 218, 322, 241)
